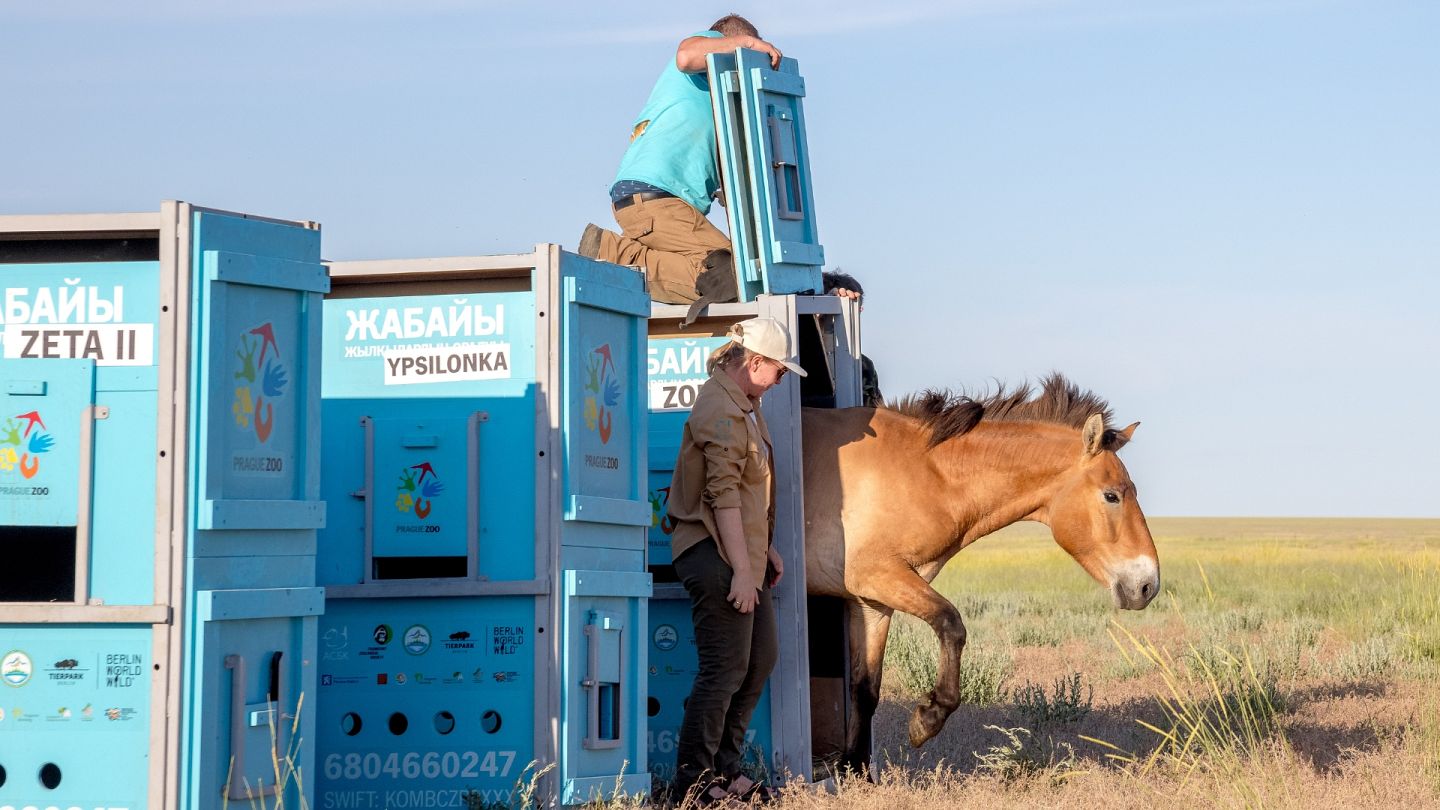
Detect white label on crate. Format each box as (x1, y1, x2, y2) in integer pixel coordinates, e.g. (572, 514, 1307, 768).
(381, 342, 511, 385)
(3, 323, 154, 366)
(649, 378, 706, 411)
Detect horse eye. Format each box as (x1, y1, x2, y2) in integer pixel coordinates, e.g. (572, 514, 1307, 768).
(1104, 491, 1120, 504)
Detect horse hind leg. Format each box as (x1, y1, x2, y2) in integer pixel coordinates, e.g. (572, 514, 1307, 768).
(843, 599, 892, 779)
(852, 564, 967, 748)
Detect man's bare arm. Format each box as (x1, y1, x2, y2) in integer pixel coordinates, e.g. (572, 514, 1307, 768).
(676, 34, 782, 72)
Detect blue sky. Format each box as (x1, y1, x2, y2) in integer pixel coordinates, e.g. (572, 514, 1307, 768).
(3, 1, 1436, 517)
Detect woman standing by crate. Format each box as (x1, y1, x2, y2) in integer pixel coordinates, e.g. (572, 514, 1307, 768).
(666, 317, 805, 805)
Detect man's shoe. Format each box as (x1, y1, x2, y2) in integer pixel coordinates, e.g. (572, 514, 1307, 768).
(577, 223, 603, 259)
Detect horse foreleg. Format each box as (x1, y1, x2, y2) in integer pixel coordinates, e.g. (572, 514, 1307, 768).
(843, 599, 892, 779)
(851, 564, 966, 748)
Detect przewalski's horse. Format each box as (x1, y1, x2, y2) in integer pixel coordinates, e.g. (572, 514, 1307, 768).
(801, 375, 1159, 772)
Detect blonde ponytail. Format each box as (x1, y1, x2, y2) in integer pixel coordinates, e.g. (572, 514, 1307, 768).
(706, 340, 748, 375)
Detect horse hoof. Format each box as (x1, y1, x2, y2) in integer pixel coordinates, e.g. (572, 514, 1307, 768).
(907, 701, 945, 748)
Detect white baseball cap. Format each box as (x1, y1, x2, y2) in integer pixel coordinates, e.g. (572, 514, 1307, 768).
(725, 317, 807, 377)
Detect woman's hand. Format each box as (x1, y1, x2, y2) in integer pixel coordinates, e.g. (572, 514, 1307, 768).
(727, 573, 759, 614)
(766, 545, 784, 588)
(716, 506, 758, 612)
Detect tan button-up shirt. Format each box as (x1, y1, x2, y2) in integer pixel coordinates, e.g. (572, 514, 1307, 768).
(668, 370, 774, 582)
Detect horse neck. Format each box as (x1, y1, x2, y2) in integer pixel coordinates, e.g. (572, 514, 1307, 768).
(933, 421, 1078, 546)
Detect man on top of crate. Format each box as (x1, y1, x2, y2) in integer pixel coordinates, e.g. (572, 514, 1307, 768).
(577, 15, 781, 306)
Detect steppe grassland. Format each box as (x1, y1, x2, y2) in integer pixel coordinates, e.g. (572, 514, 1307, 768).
(721, 517, 1439, 809)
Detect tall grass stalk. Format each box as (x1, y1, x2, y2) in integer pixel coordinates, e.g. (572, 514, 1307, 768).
(464, 760, 558, 810)
(1096, 623, 1287, 805)
(223, 692, 307, 810)
(1195, 560, 1215, 604)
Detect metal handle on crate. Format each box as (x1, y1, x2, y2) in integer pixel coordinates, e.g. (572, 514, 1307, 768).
(582, 619, 624, 750)
(360, 416, 375, 582)
(467, 410, 487, 580)
(74, 404, 108, 604)
(224, 652, 287, 800)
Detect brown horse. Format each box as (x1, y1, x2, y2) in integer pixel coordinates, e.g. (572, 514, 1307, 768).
(801, 374, 1159, 771)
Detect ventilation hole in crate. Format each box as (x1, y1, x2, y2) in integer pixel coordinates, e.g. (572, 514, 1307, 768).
(434, 711, 456, 735)
(40, 762, 62, 789)
(648, 697, 660, 717)
(388, 712, 408, 735)
(342, 712, 363, 736)
(481, 710, 502, 734)
(0, 763, 6, 787)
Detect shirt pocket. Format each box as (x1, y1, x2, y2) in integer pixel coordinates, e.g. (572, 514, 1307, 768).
(745, 445, 769, 478)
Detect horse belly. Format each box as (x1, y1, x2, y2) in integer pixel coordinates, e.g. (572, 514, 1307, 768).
(803, 522, 851, 597)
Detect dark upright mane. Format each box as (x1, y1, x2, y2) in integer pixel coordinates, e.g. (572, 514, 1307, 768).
(889, 373, 1116, 449)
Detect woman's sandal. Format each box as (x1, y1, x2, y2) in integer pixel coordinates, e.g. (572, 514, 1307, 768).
(726, 775, 781, 805)
(693, 779, 738, 808)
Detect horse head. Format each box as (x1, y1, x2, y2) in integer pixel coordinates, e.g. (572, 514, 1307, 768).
(1046, 414, 1159, 610)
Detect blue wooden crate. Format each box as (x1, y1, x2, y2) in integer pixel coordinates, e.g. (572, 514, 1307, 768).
(317, 247, 652, 806)
(0, 203, 326, 810)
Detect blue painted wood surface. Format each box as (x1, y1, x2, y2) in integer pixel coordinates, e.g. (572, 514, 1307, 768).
(708, 49, 825, 301)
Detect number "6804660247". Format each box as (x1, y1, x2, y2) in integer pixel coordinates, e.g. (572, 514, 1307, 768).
(323, 750, 515, 781)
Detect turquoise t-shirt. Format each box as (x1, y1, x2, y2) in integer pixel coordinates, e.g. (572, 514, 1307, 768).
(613, 30, 722, 215)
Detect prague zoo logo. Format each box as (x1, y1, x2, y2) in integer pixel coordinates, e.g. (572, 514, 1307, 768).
(583, 344, 620, 445)
(0, 411, 54, 481)
(232, 323, 287, 443)
(396, 462, 444, 520)
(648, 485, 677, 536)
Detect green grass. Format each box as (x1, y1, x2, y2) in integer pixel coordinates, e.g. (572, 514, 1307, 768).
(918, 518, 1440, 667)
(886, 615, 1012, 704)
(1013, 672, 1094, 727)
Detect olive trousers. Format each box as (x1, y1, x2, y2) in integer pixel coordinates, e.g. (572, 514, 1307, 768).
(671, 538, 778, 792)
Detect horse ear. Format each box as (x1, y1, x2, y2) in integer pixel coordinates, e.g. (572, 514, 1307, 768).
(1103, 421, 1140, 452)
(1081, 413, 1106, 456)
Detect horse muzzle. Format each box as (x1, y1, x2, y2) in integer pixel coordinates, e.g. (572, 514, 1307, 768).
(1109, 556, 1160, 610)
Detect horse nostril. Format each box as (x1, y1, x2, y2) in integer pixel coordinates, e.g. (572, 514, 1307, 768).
(1141, 582, 1152, 598)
